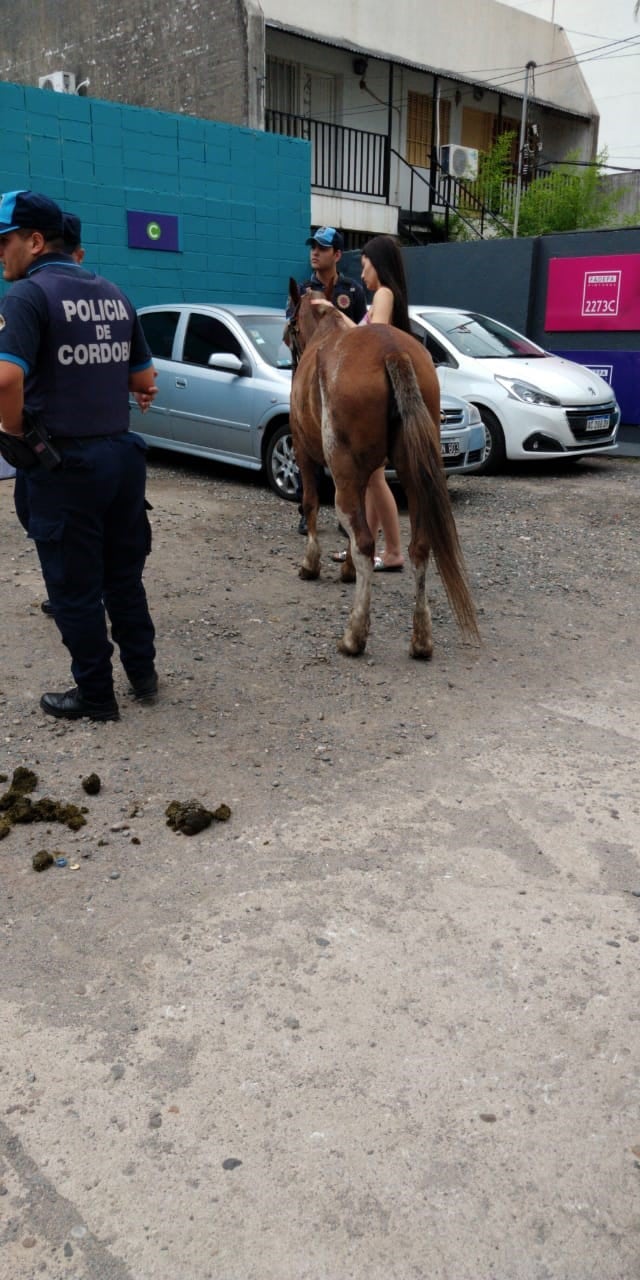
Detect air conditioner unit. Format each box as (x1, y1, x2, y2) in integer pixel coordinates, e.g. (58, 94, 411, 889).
(38, 71, 76, 94)
(440, 144, 479, 181)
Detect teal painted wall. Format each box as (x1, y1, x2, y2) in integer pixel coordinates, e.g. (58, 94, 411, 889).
(0, 81, 310, 307)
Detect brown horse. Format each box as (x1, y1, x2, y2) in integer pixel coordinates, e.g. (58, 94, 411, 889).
(286, 279, 479, 659)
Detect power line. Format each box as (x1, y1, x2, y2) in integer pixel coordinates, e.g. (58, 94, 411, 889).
(337, 33, 640, 120)
(461, 31, 640, 80)
(564, 27, 638, 40)
(271, 28, 640, 132)
(482, 36, 640, 94)
(543, 157, 639, 171)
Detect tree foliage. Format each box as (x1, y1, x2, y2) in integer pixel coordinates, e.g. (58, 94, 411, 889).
(516, 153, 630, 237)
(466, 132, 631, 238)
(473, 130, 518, 223)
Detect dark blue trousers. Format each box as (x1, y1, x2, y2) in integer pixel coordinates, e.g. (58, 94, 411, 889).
(14, 468, 29, 532)
(24, 432, 156, 702)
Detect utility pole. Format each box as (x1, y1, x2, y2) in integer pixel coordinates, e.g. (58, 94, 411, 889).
(513, 60, 536, 238)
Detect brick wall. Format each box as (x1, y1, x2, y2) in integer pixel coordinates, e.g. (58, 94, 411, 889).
(0, 80, 310, 308)
(0, 0, 261, 126)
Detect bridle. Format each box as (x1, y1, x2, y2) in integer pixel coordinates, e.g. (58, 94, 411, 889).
(285, 300, 303, 373)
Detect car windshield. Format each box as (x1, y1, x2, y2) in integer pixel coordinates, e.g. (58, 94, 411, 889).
(417, 311, 545, 360)
(237, 315, 292, 369)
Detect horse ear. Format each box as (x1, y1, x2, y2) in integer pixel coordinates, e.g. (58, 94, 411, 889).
(310, 299, 335, 319)
(289, 277, 300, 304)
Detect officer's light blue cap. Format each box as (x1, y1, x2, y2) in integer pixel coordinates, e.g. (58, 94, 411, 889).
(0, 189, 65, 237)
(306, 226, 344, 250)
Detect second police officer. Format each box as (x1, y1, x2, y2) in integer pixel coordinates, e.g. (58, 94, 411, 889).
(0, 189, 158, 722)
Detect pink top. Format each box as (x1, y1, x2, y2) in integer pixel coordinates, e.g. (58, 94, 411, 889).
(359, 310, 372, 325)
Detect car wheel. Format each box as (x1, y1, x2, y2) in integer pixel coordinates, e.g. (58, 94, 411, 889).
(475, 408, 506, 475)
(265, 422, 300, 501)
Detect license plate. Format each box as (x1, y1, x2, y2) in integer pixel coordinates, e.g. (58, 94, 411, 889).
(585, 416, 609, 432)
(441, 440, 461, 456)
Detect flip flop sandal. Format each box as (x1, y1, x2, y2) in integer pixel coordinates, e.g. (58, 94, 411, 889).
(373, 556, 404, 573)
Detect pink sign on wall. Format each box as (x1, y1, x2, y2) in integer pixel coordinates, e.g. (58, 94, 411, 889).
(545, 254, 640, 331)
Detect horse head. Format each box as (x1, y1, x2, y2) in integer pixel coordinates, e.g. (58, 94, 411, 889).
(285, 278, 342, 370)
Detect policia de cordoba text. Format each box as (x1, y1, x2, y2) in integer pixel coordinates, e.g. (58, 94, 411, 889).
(59, 295, 132, 365)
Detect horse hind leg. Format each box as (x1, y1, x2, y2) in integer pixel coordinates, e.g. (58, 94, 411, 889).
(410, 555, 433, 660)
(335, 492, 373, 656)
(399, 476, 435, 660)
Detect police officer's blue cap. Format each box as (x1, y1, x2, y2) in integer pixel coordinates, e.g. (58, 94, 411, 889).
(0, 190, 65, 237)
(306, 226, 344, 251)
(62, 212, 82, 249)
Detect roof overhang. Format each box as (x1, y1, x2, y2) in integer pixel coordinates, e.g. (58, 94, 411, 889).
(265, 20, 594, 124)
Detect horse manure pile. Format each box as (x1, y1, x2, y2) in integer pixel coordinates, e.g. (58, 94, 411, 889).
(32, 849, 55, 873)
(0, 766, 88, 839)
(165, 799, 232, 835)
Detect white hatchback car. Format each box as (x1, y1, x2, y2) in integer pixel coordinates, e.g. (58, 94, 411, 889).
(409, 306, 620, 473)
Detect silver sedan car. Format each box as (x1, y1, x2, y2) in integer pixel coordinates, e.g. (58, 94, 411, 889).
(132, 303, 485, 498)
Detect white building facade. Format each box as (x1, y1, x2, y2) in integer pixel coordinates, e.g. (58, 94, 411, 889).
(260, 0, 599, 238)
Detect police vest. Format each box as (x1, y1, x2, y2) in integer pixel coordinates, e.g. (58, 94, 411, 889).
(25, 267, 139, 438)
(299, 274, 367, 324)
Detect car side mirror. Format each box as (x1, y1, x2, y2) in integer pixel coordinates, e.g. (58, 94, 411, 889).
(432, 350, 458, 370)
(207, 352, 250, 375)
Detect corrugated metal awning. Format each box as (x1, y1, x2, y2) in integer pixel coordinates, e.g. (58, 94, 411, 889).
(265, 20, 593, 123)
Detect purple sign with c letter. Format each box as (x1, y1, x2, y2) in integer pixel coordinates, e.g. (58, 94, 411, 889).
(127, 211, 180, 252)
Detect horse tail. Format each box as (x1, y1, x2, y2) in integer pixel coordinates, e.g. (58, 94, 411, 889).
(384, 353, 479, 642)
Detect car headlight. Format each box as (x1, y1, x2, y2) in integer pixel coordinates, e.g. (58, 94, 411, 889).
(466, 403, 483, 425)
(494, 375, 560, 407)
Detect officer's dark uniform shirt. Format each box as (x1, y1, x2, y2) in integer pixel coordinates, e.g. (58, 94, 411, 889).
(0, 254, 152, 437)
(296, 271, 367, 323)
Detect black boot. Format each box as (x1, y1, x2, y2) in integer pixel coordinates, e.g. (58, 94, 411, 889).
(41, 599, 54, 616)
(128, 671, 159, 703)
(40, 687, 120, 722)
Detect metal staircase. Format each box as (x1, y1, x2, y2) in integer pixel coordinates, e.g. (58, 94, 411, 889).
(392, 149, 513, 243)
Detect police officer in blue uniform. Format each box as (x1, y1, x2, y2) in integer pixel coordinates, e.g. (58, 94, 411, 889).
(13, 210, 87, 552)
(0, 190, 158, 722)
(297, 226, 367, 321)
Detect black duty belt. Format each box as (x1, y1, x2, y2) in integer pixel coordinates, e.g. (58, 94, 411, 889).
(53, 432, 128, 448)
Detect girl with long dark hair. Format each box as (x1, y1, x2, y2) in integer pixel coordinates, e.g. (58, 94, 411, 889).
(356, 235, 409, 570)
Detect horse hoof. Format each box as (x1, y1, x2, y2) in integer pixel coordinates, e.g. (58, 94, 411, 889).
(338, 636, 366, 657)
(340, 564, 356, 583)
(409, 642, 433, 661)
(299, 565, 320, 581)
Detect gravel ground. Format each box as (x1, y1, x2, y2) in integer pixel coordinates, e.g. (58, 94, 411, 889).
(1, 451, 639, 1280)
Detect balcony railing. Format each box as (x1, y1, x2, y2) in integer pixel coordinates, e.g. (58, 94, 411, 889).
(265, 110, 388, 199)
(266, 111, 556, 237)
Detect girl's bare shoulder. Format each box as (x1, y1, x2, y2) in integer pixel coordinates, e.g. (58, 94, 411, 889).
(369, 286, 394, 323)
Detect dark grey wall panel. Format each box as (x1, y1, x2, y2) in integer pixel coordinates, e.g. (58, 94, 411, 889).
(343, 240, 535, 333)
(345, 228, 640, 345)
